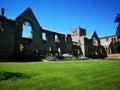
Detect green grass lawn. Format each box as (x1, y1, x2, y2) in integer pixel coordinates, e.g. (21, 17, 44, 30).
(0, 60, 120, 90)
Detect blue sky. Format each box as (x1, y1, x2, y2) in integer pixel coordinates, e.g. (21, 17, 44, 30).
(0, 0, 120, 37)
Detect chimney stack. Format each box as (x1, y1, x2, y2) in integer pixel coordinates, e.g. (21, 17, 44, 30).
(1, 8, 4, 16)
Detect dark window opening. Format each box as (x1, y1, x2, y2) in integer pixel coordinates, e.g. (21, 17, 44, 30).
(0, 21, 3, 32)
(20, 44, 24, 51)
(49, 46, 52, 52)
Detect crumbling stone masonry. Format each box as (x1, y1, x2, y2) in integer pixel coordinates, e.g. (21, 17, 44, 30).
(71, 27, 106, 58)
(0, 8, 72, 61)
(0, 8, 108, 61)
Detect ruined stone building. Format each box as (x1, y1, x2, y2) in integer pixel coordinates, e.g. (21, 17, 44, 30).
(0, 7, 117, 61)
(100, 35, 117, 54)
(71, 27, 106, 58)
(100, 14, 120, 54)
(0, 8, 73, 61)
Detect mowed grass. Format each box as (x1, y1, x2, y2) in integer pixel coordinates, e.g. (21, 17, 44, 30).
(0, 60, 120, 90)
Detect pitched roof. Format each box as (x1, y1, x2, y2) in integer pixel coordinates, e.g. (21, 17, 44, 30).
(16, 7, 40, 27)
(91, 31, 99, 40)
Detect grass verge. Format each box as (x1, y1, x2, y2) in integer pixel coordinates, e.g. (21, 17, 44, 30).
(0, 60, 120, 90)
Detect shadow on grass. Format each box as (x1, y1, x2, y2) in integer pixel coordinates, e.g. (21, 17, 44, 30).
(0, 72, 30, 81)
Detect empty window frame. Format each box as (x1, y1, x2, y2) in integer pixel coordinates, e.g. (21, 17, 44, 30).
(22, 21, 33, 39)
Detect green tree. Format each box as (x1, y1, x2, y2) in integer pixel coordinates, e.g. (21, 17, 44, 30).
(110, 34, 120, 53)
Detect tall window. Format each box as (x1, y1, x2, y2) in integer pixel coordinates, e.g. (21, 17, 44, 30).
(20, 44, 24, 51)
(93, 37, 98, 46)
(42, 32, 47, 41)
(55, 34, 59, 42)
(22, 21, 32, 39)
(58, 47, 61, 53)
(49, 46, 52, 52)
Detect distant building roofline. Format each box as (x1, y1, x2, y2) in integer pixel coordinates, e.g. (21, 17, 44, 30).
(100, 34, 117, 39)
(42, 27, 65, 35)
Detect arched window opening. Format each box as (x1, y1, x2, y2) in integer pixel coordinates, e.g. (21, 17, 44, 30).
(58, 47, 61, 53)
(22, 21, 33, 39)
(55, 34, 59, 42)
(20, 44, 24, 52)
(49, 46, 52, 52)
(93, 37, 98, 46)
(78, 49, 80, 54)
(95, 51, 98, 55)
(42, 32, 47, 41)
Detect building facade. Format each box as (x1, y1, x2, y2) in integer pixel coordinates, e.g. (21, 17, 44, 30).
(0, 8, 73, 61)
(0, 8, 118, 61)
(100, 35, 118, 54)
(99, 14, 120, 55)
(71, 27, 106, 58)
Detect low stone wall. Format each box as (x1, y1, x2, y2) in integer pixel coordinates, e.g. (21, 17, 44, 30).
(107, 54, 120, 59)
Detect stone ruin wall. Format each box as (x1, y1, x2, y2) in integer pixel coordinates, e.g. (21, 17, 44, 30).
(0, 7, 115, 61)
(0, 8, 73, 61)
(0, 16, 16, 59)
